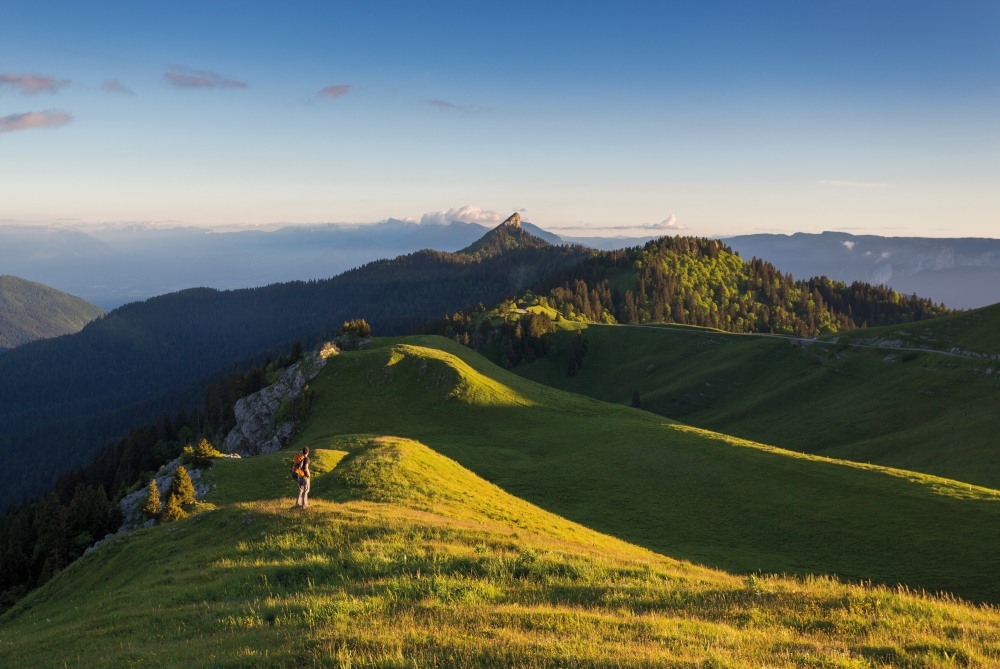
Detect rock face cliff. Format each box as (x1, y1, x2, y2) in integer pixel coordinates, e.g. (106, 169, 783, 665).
(223, 347, 335, 456)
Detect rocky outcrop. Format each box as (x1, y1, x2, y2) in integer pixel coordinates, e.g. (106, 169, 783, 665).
(223, 348, 333, 456)
(112, 456, 217, 535)
(501, 212, 521, 229)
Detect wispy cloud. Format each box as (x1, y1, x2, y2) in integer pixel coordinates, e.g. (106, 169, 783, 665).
(817, 179, 890, 189)
(164, 65, 249, 90)
(317, 84, 353, 100)
(549, 214, 687, 236)
(426, 99, 490, 114)
(0, 72, 70, 95)
(102, 79, 135, 95)
(0, 110, 73, 134)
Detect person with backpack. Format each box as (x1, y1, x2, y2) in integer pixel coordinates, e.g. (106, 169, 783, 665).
(292, 446, 310, 508)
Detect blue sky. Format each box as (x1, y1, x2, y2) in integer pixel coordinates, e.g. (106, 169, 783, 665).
(1, 1, 997, 237)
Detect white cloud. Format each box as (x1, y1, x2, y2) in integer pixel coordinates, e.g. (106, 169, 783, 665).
(649, 214, 686, 231)
(551, 214, 686, 234)
(842, 240, 855, 250)
(419, 205, 507, 226)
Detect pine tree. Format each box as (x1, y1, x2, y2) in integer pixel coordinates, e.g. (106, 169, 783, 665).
(168, 465, 196, 507)
(160, 492, 187, 523)
(140, 479, 161, 520)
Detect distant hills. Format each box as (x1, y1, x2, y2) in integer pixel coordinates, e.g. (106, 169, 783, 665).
(3, 226, 1000, 658)
(5, 221, 997, 310)
(0, 276, 103, 350)
(0, 223, 589, 506)
(724, 231, 1000, 310)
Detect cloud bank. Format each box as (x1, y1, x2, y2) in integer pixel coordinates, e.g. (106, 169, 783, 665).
(0, 110, 73, 134)
(0, 72, 70, 95)
(419, 205, 507, 226)
(165, 66, 248, 90)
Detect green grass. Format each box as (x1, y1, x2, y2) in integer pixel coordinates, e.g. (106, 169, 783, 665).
(2, 433, 999, 668)
(288, 336, 1000, 605)
(830, 302, 1000, 357)
(511, 319, 1000, 489)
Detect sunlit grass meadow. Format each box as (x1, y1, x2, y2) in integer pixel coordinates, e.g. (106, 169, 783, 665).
(297, 337, 1000, 604)
(2, 436, 998, 667)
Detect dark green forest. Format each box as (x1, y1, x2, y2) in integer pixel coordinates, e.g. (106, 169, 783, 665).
(0, 225, 590, 507)
(0, 346, 304, 611)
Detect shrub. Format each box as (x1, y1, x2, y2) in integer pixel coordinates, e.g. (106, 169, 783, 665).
(181, 438, 222, 469)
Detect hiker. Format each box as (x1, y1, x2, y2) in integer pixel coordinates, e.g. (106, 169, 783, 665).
(295, 446, 310, 508)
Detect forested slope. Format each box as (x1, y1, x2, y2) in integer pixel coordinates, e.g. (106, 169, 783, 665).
(0, 275, 103, 349)
(0, 225, 590, 507)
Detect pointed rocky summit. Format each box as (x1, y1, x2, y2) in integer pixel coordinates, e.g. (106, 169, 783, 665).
(457, 213, 552, 257)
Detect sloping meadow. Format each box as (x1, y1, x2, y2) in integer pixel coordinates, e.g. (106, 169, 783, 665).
(1, 434, 998, 667)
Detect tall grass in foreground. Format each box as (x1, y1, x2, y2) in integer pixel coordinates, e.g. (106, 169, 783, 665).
(1, 439, 998, 668)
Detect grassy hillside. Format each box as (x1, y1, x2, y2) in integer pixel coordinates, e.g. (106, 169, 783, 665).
(830, 301, 1000, 357)
(510, 317, 1000, 489)
(2, 437, 998, 667)
(288, 337, 1000, 605)
(0, 275, 103, 349)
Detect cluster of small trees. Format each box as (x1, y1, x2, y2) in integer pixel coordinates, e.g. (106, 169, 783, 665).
(141, 438, 221, 523)
(141, 463, 197, 523)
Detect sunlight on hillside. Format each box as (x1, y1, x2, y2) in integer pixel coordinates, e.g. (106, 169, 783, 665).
(3, 434, 999, 668)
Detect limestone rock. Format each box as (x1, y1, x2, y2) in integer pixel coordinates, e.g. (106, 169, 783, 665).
(223, 351, 329, 456)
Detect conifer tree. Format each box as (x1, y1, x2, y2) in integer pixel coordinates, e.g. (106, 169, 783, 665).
(160, 492, 187, 523)
(140, 479, 161, 519)
(168, 465, 196, 507)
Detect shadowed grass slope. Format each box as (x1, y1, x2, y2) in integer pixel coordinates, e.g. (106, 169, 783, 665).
(511, 317, 1000, 489)
(1, 436, 998, 668)
(295, 336, 1000, 605)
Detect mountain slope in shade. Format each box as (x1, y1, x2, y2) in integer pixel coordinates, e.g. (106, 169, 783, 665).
(0, 275, 104, 349)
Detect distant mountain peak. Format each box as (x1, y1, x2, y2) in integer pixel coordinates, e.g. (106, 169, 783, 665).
(458, 214, 552, 257)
